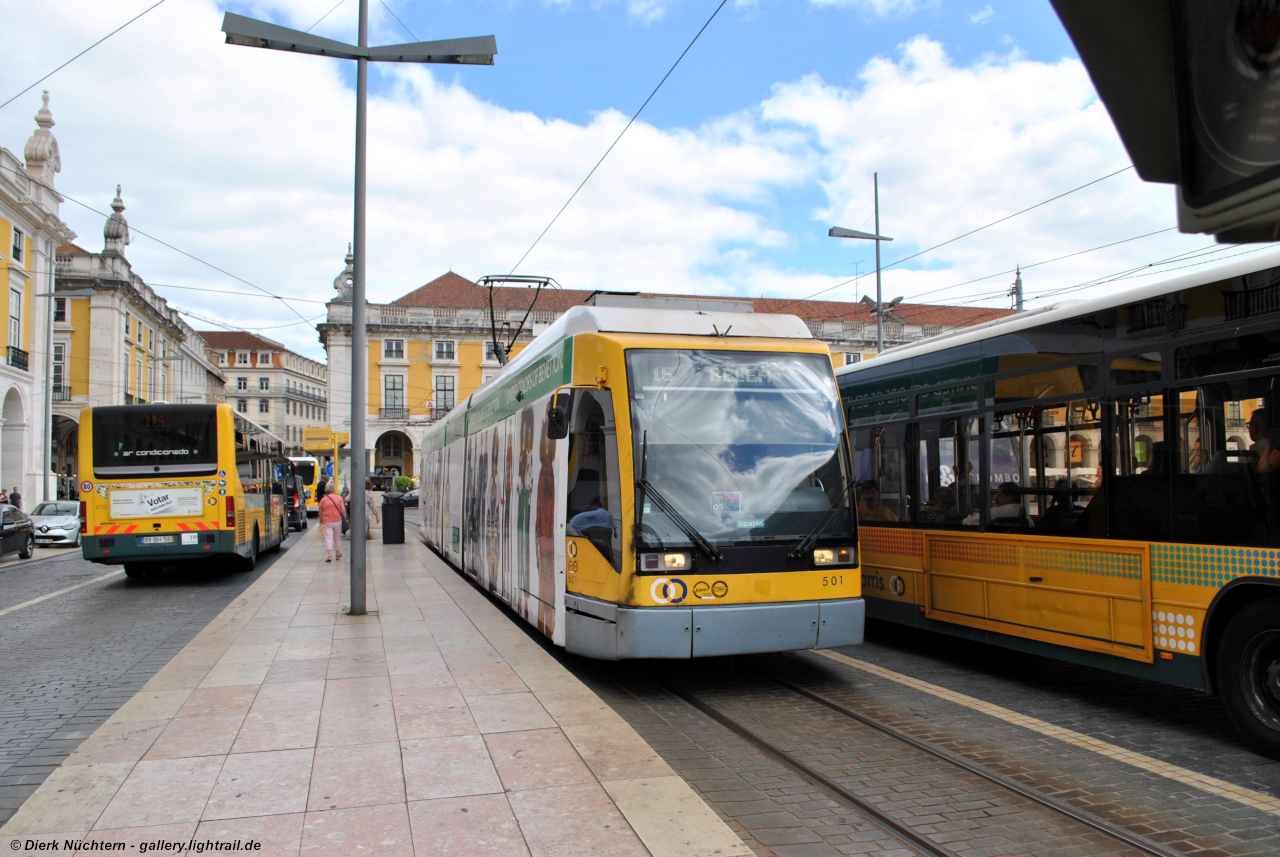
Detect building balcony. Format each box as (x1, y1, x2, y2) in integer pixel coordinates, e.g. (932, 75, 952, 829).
(379, 407, 409, 420)
(431, 406, 453, 420)
(7, 347, 28, 372)
(52, 384, 71, 402)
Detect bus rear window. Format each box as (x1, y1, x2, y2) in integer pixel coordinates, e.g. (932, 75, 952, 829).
(93, 406, 219, 477)
(293, 462, 316, 484)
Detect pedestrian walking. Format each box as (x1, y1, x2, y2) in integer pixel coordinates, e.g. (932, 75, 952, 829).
(318, 483, 346, 562)
(10, 487, 20, 510)
(365, 477, 380, 539)
(340, 486, 352, 540)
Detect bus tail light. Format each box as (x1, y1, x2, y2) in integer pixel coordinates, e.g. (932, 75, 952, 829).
(226, 496, 236, 529)
(79, 501, 87, 534)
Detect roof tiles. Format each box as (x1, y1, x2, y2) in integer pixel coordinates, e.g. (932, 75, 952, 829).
(390, 272, 1013, 329)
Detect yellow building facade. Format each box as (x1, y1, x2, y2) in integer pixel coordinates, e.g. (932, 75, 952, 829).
(1, 92, 76, 504)
(51, 190, 227, 497)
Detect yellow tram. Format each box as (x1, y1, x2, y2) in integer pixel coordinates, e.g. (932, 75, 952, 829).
(839, 250, 1280, 757)
(419, 300, 864, 659)
(79, 403, 288, 577)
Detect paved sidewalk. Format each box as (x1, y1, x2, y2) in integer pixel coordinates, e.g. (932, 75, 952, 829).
(1, 526, 752, 856)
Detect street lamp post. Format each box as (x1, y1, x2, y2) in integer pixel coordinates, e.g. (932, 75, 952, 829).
(220, 6, 496, 615)
(830, 172, 896, 353)
(37, 285, 93, 502)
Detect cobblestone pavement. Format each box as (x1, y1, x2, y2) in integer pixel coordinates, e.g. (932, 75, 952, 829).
(0, 536, 301, 825)
(564, 626, 1280, 857)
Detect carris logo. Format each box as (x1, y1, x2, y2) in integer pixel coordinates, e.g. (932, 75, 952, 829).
(650, 578, 687, 605)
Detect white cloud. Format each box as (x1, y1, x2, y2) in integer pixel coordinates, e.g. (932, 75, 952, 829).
(0, 2, 1214, 360)
(970, 5, 994, 24)
(0, 0, 806, 357)
(628, 0, 668, 23)
(757, 36, 1205, 311)
(808, 0, 938, 17)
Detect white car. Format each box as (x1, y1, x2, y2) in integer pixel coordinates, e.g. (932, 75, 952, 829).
(30, 501, 82, 548)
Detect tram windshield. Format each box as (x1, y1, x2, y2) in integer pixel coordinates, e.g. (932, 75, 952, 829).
(627, 349, 852, 546)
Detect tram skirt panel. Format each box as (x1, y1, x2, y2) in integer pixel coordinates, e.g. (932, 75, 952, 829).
(564, 594, 865, 660)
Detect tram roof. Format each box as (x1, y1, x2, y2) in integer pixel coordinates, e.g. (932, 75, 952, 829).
(834, 247, 1280, 379)
(469, 305, 813, 403)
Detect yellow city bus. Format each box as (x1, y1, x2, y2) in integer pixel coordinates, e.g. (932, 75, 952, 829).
(838, 250, 1280, 757)
(79, 403, 289, 578)
(419, 302, 863, 659)
(300, 427, 342, 513)
(288, 455, 321, 515)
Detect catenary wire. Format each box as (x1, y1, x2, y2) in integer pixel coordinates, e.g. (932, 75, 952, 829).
(894, 227, 1178, 304)
(0, 164, 318, 330)
(307, 0, 347, 33)
(507, 0, 730, 276)
(0, 0, 169, 112)
(378, 0, 418, 41)
(874, 242, 1272, 335)
(789, 229, 1208, 328)
(143, 282, 329, 304)
(770, 165, 1137, 313)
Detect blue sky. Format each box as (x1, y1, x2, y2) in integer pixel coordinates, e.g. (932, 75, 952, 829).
(273, 1, 1077, 129)
(0, 0, 1226, 357)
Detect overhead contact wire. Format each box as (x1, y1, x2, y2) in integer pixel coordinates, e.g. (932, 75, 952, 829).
(0, 0, 169, 111)
(508, 0, 730, 275)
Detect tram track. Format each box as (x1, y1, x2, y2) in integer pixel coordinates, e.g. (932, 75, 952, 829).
(656, 667, 1183, 857)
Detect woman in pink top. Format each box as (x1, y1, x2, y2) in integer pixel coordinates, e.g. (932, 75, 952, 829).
(318, 483, 347, 562)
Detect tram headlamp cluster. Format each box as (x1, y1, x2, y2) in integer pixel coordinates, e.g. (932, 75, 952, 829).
(641, 552, 690, 571)
(813, 547, 856, 566)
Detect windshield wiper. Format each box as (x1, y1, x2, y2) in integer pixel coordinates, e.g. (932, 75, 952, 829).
(788, 477, 856, 559)
(636, 432, 723, 562)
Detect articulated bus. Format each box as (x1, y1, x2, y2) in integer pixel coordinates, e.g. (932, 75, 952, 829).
(419, 303, 864, 659)
(79, 403, 289, 578)
(838, 250, 1280, 757)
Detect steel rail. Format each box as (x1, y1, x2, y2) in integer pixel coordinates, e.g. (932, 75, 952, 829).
(765, 672, 1180, 857)
(657, 678, 962, 857)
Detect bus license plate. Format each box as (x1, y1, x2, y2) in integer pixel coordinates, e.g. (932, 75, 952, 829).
(141, 535, 174, 544)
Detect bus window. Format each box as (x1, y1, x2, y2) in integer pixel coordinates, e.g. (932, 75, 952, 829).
(917, 417, 978, 527)
(92, 406, 218, 477)
(1109, 394, 1170, 541)
(1174, 379, 1280, 545)
(853, 423, 907, 524)
(1110, 352, 1162, 388)
(990, 402, 1102, 533)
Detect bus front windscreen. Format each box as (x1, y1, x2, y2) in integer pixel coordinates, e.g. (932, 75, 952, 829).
(92, 406, 219, 477)
(292, 461, 316, 484)
(627, 349, 852, 546)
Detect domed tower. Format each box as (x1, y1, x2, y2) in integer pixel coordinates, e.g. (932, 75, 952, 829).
(333, 243, 355, 302)
(103, 185, 130, 257)
(23, 91, 61, 189)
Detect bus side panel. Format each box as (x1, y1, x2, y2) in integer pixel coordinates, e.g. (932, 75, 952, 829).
(514, 397, 565, 641)
(419, 450, 437, 549)
(444, 441, 464, 568)
(459, 399, 565, 642)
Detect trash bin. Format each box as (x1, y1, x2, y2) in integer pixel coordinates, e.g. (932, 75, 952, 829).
(382, 492, 406, 544)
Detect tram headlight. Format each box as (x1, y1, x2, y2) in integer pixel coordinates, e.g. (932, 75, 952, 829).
(814, 547, 856, 566)
(641, 552, 692, 571)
